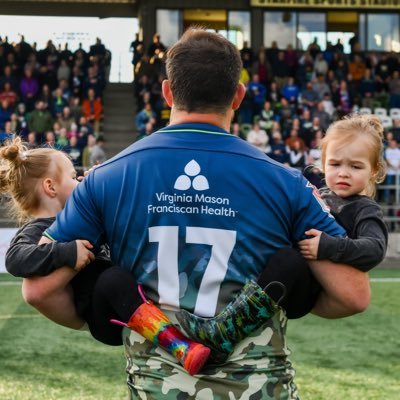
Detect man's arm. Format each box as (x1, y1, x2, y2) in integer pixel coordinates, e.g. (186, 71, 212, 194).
(309, 260, 370, 318)
(22, 266, 85, 329)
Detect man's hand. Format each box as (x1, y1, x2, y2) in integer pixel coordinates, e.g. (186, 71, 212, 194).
(298, 229, 322, 260)
(75, 240, 95, 271)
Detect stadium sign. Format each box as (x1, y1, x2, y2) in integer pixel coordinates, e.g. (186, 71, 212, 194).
(251, 0, 400, 9)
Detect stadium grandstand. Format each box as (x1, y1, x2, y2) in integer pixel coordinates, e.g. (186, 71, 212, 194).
(0, 0, 400, 245)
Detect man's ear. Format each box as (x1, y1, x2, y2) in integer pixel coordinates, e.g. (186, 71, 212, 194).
(162, 79, 173, 107)
(42, 178, 57, 198)
(232, 83, 246, 111)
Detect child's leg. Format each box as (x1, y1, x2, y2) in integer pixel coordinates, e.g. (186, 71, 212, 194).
(257, 247, 321, 319)
(89, 266, 210, 375)
(86, 266, 141, 345)
(176, 247, 320, 363)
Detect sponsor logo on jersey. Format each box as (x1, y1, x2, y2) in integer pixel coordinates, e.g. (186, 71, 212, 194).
(174, 160, 209, 191)
(147, 160, 237, 217)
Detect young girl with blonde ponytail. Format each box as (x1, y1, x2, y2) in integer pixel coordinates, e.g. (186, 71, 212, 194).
(1, 137, 211, 375)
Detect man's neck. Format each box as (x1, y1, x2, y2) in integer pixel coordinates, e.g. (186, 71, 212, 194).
(169, 109, 232, 132)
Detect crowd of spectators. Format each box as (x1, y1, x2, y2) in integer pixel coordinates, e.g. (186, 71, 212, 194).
(131, 33, 400, 205)
(0, 35, 110, 169)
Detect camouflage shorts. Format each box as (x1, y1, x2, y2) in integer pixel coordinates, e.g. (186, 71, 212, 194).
(123, 310, 299, 400)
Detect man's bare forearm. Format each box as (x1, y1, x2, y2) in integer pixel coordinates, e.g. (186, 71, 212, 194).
(309, 260, 371, 318)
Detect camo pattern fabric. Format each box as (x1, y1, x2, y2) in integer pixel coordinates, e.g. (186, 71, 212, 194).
(123, 309, 299, 400)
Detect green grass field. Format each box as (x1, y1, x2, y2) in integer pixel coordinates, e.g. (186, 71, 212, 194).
(1, 269, 399, 400)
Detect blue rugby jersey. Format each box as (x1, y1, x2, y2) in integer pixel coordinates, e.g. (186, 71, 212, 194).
(45, 123, 345, 316)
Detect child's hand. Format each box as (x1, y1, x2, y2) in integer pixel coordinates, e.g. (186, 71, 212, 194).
(298, 229, 322, 260)
(75, 240, 95, 271)
(77, 165, 100, 182)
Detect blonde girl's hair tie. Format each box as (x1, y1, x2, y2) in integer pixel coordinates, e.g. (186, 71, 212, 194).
(19, 151, 28, 161)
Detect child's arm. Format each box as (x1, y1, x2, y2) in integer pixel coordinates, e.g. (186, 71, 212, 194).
(299, 216, 387, 271)
(6, 222, 95, 277)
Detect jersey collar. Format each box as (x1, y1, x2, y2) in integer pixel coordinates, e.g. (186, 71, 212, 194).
(158, 123, 231, 136)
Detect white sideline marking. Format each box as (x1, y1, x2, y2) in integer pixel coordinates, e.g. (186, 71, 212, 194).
(0, 314, 41, 320)
(370, 278, 400, 282)
(0, 281, 21, 285)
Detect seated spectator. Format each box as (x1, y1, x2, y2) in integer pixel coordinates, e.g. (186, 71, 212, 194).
(284, 44, 298, 78)
(285, 128, 305, 152)
(321, 92, 335, 118)
(83, 65, 105, 99)
(239, 66, 250, 86)
(52, 87, 69, 117)
(82, 88, 102, 134)
(0, 82, 17, 106)
(297, 51, 314, 84)
(312, 74, 331, 101)
(267, 130, 289, 164)
(246, 121, 270, 152)
(58, 78, 72, 102)
(58, 106, 75, 131)
(281, 77, 300, 105)
(155, 99, 171, 129)
(383, 137, 400, 203)
(90, 135, 107, 166)
(360, 68, 377, 98)
(240, 41, 254, 70)
(230, 122, 242, 138)
(78, 115, 93, 136)
(0, 65, 18, 92)
(271, 51, 290, 89)
(252, 47, 270, 87)
(258, 101, 274, 133)
(288, 139, 307, 171)
(299, 108, 314, 148)
(300, 81, 319, 111)
(82, 134, 96, 168)
(276, 97, 295, 137)
(135, 103, 156, 136)
(307, 129, 323, 170)
(28, 100, 54, 141)
(38, 84, 53, 110)
(57, 59, 71, 82)
(56, 127, 69, 149)
(69, 96, 83, 123)
(248, 73, 267, 115)
(313, 53, 328, 76)
(20, 67, 39, 111)
(71, 65, 84, 98)
(389, 70, 400, 109)
(312, 101, 331, 132)
(348, 54, 366, 84)
(237, 86, 254, 124)
(267, 81, 281, 109)
(333, 79, 353, 117)
(14, 102, 29, 137)
(43, 131, 56, 148)
(392, 119, 400, 143)
(65, 135, 83, 166)
(25, 131, 38, 149)
(0, 99, 13, 130)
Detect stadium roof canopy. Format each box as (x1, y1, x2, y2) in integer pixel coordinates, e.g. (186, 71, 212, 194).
(0, 0, 138, 17)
